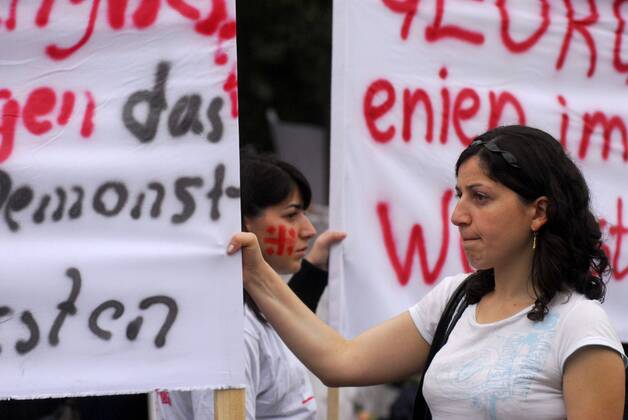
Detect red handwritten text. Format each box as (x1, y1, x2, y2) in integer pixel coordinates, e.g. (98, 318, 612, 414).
(0, 0, 239, 117)
(1, 0, 235, 61)
(362, 77, 628, 164)
(556, 0, 598, 77)
(557, 94, 628, 163)
(600, 197, 628, 281)
(363, 69, 526, 147)
(426, 0, 485, 45)
(0, 87, 94, 163)
(376, 189, 453, 286)
(382, 0, 627, 79)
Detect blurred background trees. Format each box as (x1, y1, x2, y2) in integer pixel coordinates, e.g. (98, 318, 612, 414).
(236, 0, 332, 152)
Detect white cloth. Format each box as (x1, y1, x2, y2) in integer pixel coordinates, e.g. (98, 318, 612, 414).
(409, 273, 627, 420)
(157, 305, 317, 420)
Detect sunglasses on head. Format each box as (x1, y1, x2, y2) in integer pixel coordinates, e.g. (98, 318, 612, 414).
(470, 138, 520, 169)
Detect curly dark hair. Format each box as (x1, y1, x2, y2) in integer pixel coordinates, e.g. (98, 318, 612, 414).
(455, 125, 609, 321)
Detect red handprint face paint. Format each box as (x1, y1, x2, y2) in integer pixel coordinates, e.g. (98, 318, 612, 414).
(263, 225, 297, 256)
(245, 187, 316, 274)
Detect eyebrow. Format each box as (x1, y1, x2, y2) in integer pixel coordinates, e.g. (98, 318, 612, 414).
(455, 183, 488, 192)
(284, 203, 304, 210)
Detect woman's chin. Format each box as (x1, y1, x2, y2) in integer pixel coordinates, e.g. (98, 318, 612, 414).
(289, 259, 303, 273)
(466, 257, 488, 271)
(274, 259, 302, 275)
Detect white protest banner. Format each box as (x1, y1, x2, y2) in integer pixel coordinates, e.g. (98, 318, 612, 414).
(330, 0, 628, 340)
(0, 0, 244, 398)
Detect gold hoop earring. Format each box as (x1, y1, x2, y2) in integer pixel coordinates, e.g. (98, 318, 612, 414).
(532, 231, 537, 251)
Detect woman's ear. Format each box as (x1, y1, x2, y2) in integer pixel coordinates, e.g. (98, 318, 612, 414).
(531, 196, 548, 231)
(243, 216, 252, 232)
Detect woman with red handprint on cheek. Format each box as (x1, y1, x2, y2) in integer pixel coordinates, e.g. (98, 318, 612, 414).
(244, 178, 316, 275)
(158, 153, 345, 420)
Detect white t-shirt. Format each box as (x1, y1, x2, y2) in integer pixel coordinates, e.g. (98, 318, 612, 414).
(409, 273, 627, 420)
(157, 306, 317, 420)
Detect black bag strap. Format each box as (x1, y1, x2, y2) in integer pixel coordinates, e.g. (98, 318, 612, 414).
(412, 277, 470, 420)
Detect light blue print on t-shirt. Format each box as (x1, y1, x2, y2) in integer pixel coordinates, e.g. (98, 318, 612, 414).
(460, 313, 560, 420)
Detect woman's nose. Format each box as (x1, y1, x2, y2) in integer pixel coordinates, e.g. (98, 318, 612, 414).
(299, 215, 317, 239)
(451, 200, 469, 227)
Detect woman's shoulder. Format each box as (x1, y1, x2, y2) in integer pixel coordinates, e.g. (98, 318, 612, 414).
(407, 273, 470, 344)
(548, 291, 627, 370)
(409, 272, 469, 311)
(431, 272, 469, 298)
(548, 291, 613, 332)
(550, 290, 606, 319)
(243, 305, 272, 340)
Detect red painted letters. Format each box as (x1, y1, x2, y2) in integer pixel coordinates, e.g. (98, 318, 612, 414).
(578, 112, 628, 162)
(378, 1, 626, 79)
(23, 88, 56, 136)
(363, 75, 528, 147)
(376, 190, 453, 286)
(497, 0, 551, 53)
(452, 87, 480, 146)
(403, 88, 433, 143)
(381, 0, 420, 40)
(613, 0, 628, 76)
(425, 0, 485, 45)
(556, 0, 598, 77)
(364, 79, 396, 143)
(0, 91, 19, 163)
(0, 87, 95, 163)
(487, 91, 526, 130)
(600, 198, 628, 280)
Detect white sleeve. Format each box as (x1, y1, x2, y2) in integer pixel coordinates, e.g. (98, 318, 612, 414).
(243, 327, 261, 420)
(556, 298, 628, 373)
(407, 273, 468, 344)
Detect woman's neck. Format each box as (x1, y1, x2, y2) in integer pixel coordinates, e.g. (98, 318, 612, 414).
(476, 259, 536, 324)
(492, 254, 536, 302)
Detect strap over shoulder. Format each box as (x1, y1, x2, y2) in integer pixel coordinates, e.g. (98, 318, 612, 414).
(412, 276, 470, 420)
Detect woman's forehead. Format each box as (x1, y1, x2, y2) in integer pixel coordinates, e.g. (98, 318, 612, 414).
(279, 187, 304, 207)
(456, 157, 491, 183)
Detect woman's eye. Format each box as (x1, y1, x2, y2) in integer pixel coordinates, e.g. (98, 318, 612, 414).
(474, 193, 489, 202)
(284, 212, 298, 220)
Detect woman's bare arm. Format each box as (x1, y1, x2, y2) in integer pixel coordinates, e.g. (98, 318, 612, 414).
(229, 232, 430, 386)
(563, 345, 625, 420)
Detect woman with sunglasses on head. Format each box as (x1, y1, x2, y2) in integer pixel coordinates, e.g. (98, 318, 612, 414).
(230, 125, 626, 419)
(158, 153, 345, 420)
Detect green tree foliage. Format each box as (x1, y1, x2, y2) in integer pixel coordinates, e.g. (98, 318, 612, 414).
(236, 1, 332, 151)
